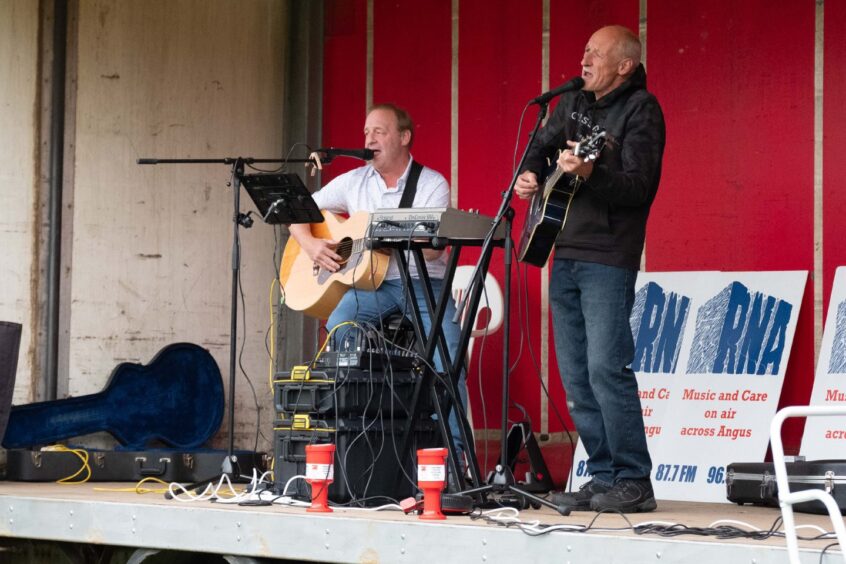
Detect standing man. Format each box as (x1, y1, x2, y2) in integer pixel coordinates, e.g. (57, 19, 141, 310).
(515, 25, 665, 513)
(289, 103, 467, 455)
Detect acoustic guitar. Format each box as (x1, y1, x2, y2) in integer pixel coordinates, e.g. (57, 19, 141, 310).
(280, 211, 390, 319)
(517, 130, 607, 267)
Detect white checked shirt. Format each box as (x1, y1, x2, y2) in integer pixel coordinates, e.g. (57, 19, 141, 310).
(312, 157, 450, 280)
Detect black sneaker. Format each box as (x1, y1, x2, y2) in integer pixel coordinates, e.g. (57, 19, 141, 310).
(549, 479, 611, 510)
(590, 478, 657, 513)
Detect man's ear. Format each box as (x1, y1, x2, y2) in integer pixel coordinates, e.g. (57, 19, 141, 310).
(400, 129, 412, 147)
(618, 57, 636, 76)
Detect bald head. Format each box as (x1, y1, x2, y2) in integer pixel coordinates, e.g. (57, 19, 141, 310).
(601, 25, 642, 65)
(580, 25, 642, 99)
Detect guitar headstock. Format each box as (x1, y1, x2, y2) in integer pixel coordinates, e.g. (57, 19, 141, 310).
(573, 130, 607, 162)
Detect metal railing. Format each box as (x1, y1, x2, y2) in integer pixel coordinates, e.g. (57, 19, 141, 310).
(770, 406, 846, 563)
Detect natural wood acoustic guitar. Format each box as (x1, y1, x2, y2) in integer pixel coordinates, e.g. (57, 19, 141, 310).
(279, 211, 390, 319)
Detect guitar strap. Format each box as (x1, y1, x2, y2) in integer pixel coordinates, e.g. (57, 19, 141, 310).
(399, 160, 424, 208)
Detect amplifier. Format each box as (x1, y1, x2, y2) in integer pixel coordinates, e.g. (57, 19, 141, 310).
(272, 417, 439, 504)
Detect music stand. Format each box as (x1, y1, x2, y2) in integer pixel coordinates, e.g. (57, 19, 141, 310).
(136, 157, 320, 495)
(241, 172, 323, 225)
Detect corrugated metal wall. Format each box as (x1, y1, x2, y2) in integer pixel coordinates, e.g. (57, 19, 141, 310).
(320, 0, 831, 453)
(0, 0, 40, 405)
(0, 0, 289, 451)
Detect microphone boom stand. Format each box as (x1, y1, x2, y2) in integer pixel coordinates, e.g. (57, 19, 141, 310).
(137, 155, 319, 493)
(455, 102, 570, 515)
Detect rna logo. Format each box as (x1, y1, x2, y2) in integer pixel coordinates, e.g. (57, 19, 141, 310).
(687, 282, 793, 375)
(828, 301, 846, 374)
(631, 282, 691, 373)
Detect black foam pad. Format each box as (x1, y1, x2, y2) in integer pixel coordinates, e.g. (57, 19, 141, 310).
(0, 322, 22, 443)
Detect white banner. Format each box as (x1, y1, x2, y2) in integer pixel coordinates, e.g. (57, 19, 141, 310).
(567, 271, 807, 502)
(801, 266, 846, 459)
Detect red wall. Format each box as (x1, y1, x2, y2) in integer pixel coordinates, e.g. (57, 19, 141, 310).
(373, 0, 452, 180)
(647, 0, 816, 449)
(321, 0, 827, 453)
(825, 2, 846, 311)
(322, 0, 368, 183)
(456, 0, 543, 433)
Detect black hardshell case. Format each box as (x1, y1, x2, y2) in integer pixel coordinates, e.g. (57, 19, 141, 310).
(726, 460, 846, 515)
(4, 448, 266, 483)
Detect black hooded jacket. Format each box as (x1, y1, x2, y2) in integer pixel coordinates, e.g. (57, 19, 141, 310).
(522, 64, 665, 271)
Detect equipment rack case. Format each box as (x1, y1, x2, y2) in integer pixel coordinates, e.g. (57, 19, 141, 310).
(726, 460, 846, 515)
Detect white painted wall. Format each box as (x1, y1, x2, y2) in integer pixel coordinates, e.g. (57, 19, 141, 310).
(0, 0, 288, 452)
(0, 0, 39, 405)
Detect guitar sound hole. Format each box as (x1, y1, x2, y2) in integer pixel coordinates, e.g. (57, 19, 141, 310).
(336, 237, 353, 265)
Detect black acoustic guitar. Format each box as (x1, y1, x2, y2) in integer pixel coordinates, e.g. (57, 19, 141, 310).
(517, 130, 607, 267)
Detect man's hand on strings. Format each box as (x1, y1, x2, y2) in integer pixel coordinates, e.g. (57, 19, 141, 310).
(557, 140, 594, 178)
(304, 238, 342, 272)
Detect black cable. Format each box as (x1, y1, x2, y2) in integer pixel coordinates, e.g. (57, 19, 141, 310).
(237, 266, 267, 453)
(359, 319, 420, 493)
(331, 495, 402, 507)
(515, 256, 577, 490)
(338, 340, 384, 504)
(820, 542, 841, 564)
(470, 281, 492, 476)
(507, 97, 580, 489)
(244, 142, 313, 174)
(369, 321, 420, 496)
(231, 219, 269, 457)
(468, 508, 843, 550)
(303, 319, 420, 506)
(512, 104, 532, 175)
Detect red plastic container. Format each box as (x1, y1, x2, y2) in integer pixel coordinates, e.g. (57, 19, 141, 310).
(417, 447, 448, 520)
(305, 443, 335, 513)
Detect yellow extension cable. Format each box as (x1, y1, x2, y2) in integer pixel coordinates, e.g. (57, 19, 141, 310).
(42, 444, 91, 485)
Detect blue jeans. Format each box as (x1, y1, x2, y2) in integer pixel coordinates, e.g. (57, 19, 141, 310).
(549, 259, 651, 485)
(326, 279, 467, 453)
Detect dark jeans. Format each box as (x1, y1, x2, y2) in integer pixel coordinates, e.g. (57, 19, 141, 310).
(549, 259, 651, 485)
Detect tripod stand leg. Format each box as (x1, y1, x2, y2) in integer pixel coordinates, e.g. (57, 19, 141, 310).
(505, 422, 555, 493)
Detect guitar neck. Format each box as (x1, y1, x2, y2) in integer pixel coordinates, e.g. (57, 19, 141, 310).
(351, 237, 367, 255)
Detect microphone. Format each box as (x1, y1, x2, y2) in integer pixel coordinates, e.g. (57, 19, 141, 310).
(529, 77, 585, 106)
(316, 147, 375, 161)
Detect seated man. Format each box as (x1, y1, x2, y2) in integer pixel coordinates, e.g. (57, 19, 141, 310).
(288, 103, 467, 456)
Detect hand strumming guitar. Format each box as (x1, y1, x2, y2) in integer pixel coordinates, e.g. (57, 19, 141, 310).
(288, 223, 342, 272)
(515, 171, 539, 200)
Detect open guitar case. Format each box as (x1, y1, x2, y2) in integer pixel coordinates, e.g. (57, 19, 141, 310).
(2, 342, 265, 483)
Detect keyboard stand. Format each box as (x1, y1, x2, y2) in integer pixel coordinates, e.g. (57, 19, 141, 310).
(384, 237, 501, 498)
